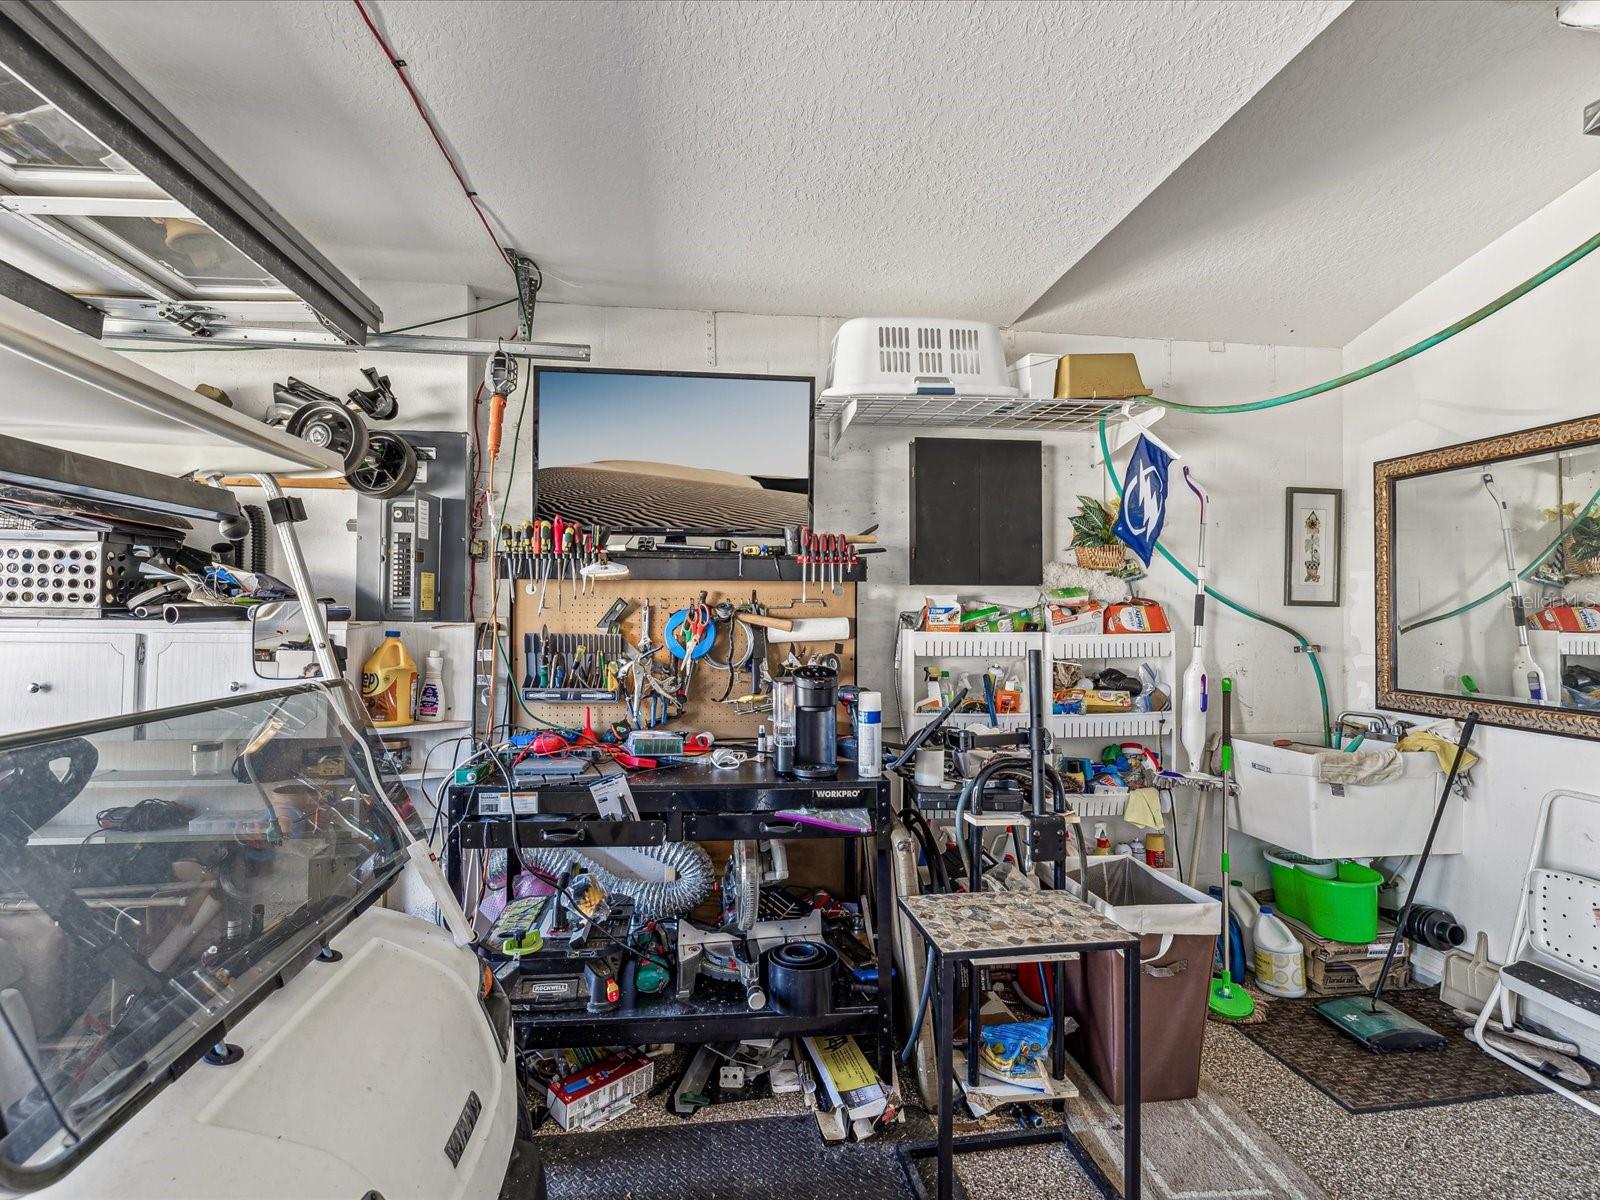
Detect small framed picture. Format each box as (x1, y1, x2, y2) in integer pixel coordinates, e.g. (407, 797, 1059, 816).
(1284, 487, 1342, 607)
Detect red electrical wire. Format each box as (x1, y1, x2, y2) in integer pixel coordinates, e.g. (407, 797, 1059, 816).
(350, 0, 510, 272)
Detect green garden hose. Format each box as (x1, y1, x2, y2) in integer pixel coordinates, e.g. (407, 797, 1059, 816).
(1132, 231, 1600, 417)
(1399, 478, 1600, 635)
(1089, 227, 1600, 741)
(1098, 417, 1333, 746)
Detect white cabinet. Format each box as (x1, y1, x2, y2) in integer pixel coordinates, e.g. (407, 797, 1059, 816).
(0, 631, 140, 735)
(0, 619, 343, 737)
(141, 629, 274, 736)
(142, 629, 267, 709)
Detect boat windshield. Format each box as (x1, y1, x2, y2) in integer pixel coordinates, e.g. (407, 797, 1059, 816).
(0, 682, 412, 1186)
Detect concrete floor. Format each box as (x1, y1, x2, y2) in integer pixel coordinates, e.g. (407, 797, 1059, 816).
(533, 1021, 1600, 1199)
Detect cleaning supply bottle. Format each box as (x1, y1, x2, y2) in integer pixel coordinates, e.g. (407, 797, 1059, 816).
(417, 649, 445, 723)
(1229, 881, 1263, 966)
(1253, 905, 1307, 998)
(361, 631, 418, 728)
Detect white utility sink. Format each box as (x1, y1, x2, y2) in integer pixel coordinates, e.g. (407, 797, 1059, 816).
(1231, 740, 1458, 859)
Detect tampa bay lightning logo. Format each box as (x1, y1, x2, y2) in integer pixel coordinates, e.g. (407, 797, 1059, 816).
(1111, 435, 1173, 566)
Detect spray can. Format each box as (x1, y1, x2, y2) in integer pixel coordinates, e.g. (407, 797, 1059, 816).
(857, 690, 882, 777)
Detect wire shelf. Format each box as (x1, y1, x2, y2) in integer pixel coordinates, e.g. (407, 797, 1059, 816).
(815, 391, 1152, 456)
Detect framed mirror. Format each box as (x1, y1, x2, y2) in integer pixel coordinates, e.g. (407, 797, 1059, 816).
(1376, 413, 1600, 738)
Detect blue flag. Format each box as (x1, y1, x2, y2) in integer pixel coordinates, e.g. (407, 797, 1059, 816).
(1112, 434, 1174, 566)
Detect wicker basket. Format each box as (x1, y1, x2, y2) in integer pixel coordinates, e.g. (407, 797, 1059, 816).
(1073, 544, 1127, 572)
(1565, 536, 1600, 577)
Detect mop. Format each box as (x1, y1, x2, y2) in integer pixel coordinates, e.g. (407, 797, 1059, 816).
(1482, 473, 1548, 703)
(1179, 468, 1210, 775)
(1208, 678, 1255, 1021)
(1316, 714, 1479, 1052)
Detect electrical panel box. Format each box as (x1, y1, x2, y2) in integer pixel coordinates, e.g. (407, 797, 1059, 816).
(382, 493, 440, 620)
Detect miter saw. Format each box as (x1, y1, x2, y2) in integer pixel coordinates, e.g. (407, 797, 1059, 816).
(675, 840, 822, 1010)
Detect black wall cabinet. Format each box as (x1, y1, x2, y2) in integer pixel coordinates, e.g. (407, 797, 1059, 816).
(909, 437, 1042, 585)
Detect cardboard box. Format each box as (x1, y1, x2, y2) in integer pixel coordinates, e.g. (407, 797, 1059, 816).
(921, 595, 961, 632)
(1281, 913, 1408, 964)
(545, 1050, 654, 1130)
(1306, 956, 1411, 997)
(1054, 353, 1151, 400)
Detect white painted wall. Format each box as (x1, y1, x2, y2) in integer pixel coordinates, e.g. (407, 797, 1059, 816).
(115, 286, 1347, 894)
(1342, 167, 1600, 1052)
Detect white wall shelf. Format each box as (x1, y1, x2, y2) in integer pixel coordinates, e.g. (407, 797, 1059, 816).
(1558, 632, 1600, 658)
(815, 391, 1155, 458)
(1053, 633, 1174, 660)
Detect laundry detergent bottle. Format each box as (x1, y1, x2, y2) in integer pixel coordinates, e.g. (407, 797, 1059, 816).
(1253, 905, 1307, 998)
(361, 631, 418, 727)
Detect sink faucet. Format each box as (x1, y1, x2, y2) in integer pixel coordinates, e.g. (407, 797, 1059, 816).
(1334, 710, 1397, 744)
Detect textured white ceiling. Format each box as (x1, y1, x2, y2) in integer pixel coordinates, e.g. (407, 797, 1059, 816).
(59, 0, 1344, 326)
(1016, 0, 1600, 346)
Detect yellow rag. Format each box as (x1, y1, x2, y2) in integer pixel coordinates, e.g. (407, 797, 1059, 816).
(1398, 730, 1479, 775)
(1122, 786, 1163, 830)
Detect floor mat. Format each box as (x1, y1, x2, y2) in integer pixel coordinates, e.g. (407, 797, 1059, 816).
(541, 1113, 918, 1199)
(1231, 989, 1548, 1114)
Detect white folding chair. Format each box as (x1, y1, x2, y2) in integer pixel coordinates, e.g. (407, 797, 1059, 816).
(1473, 788, 1600, 1116)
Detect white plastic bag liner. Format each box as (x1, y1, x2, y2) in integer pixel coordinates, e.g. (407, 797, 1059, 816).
(1065, 855, 1220, 938)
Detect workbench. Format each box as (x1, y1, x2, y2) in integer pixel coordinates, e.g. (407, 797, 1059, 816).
(443, 760, 896, 1073)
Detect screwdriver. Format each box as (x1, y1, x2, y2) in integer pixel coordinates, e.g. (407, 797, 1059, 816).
(798, 525, 810, 602)
(552, 515, 567, 601)
(561, 523, 578, 601)
(536, 519, 553, 613)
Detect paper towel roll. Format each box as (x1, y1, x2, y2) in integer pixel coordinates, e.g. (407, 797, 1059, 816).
(765, 618, 851, 644)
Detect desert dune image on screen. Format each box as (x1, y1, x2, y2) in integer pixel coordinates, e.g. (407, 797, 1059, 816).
(535, 371, 811, 533)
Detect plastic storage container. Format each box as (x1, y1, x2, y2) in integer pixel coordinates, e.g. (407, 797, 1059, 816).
(821, 318, 1017, 398)
(1064, 856, 1221, 1103)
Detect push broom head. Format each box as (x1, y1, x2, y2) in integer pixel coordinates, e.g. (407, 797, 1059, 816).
(1315, 995, 1447, 1053)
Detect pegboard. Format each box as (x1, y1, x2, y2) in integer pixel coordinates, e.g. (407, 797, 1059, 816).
(510, 575, 857, 739)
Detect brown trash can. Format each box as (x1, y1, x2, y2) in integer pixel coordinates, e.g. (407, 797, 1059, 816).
(1061, 856, 1221, 1103)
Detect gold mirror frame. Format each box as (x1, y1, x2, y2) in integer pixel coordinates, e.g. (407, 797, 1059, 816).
(1375, 413, 1600, 740)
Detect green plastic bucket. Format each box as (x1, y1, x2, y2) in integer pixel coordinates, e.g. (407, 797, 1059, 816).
(1263, 849, 1335, 924)
(1301, 861, 1382, 943)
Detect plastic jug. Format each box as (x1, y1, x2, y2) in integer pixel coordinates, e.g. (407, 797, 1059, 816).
(1229, 881, 1263, 966)
(361, 631, 418, 728)
(417, 649, 445, 722)
(1253, 905, 1307, 998)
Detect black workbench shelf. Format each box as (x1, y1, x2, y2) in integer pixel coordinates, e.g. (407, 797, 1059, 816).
(444, 762, 896, 1072)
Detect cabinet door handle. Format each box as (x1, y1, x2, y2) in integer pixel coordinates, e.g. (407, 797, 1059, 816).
(758, 820, 803, 835)
(27, 682, 49, 694)
(228, 682, 245, 693)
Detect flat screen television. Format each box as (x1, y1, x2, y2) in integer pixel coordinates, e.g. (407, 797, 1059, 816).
(532, 367, 814, 537)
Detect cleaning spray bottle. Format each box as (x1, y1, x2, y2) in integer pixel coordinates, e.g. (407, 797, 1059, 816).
(1179, 468, 1210, 772)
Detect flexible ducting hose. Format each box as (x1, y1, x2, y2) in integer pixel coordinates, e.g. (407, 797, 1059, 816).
(1098, 417, 1334, 746)
(516, 841, 714, 918)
